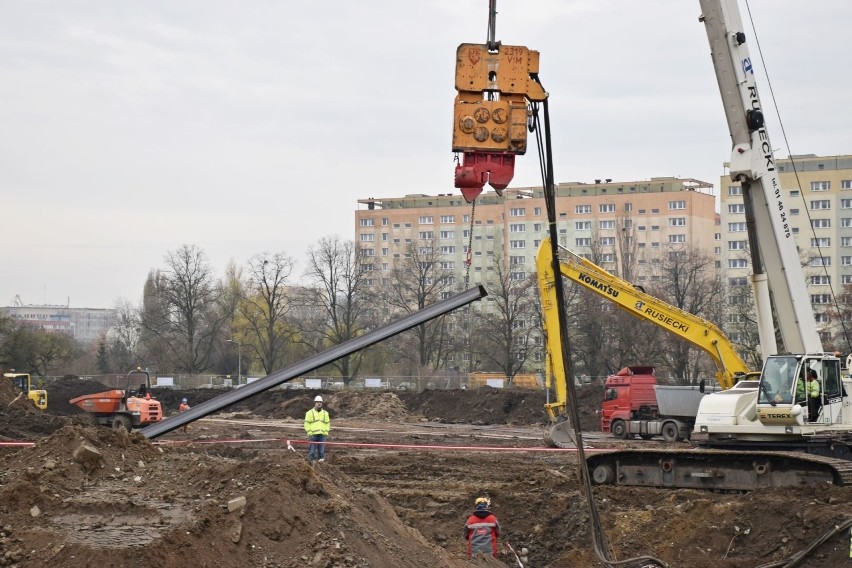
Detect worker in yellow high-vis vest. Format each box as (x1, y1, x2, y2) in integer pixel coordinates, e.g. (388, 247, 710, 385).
(304, 395, 331, 465)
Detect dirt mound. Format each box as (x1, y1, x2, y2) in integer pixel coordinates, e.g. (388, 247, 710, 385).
(0, 424, 473, 568)
(0, 379, 71, 441)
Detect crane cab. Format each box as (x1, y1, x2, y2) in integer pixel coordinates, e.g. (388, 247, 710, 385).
(756, 354, 844, 426)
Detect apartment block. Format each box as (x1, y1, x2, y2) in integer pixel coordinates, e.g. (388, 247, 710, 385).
(3, 303, 117, 345)
(719, 154, 852, 346)
(355, 177, 719, 289)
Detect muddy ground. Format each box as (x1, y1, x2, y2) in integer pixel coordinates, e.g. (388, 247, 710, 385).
(1, 378, 850, 568)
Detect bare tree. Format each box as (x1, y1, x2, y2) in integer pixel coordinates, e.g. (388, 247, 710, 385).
(647, 245, 723, 381)
(239, 252, 297, 375)
(299, 236, 370, 385)
(378, 240, 453, 372)
(471, 251, 538, 382)
(140, 244, 226, 373)
(104, 298, 141, 372)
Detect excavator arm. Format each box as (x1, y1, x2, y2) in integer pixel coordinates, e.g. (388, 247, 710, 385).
(537, 238, 750, 444)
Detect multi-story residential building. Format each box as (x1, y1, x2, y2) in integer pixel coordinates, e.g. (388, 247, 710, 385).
(2, 302, 117, 345)
(356, 177, 718, 288)
(719, 154, 852, 347)
(356, 177, 719, 373)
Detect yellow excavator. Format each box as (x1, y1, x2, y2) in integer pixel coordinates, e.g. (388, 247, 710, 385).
(536, 238, 752, 447)
(4, 371, 48, 410)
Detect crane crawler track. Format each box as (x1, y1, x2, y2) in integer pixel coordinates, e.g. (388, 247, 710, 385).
(586, 448, 852, 490)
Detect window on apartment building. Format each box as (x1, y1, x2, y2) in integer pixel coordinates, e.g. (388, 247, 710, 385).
(651, 208, 660, 214)
(600, 237, 616, 245)
(638, 209, 646, 214)
(811, 275, 831, 285)
(575, 221, 591, 230)
(715, 233, 721, 240)
(439, 246, 455, 254)
(576, 205, 591, 214)
(841, 180, 852, 190)
(361, 248, 375, 256)
(440, 276, 455, 286)
(729, 258, 748, 268)
(360, 218, 374, 226)
(811, 238, 831, 247)
(669, 217, 686, 227)
(790, 190, 800, 197)
(729, 277, 747, 286)
(419, 247, 432, 255)
(510, 255, 525, 265)
(651, 242, 660, 248)
(728, 222, 746, 232)
(843, 256, 852, 266)
(729, 295, 748, 305)
(440, 230, 454, 239)
(382, 218, 389, 226)
(790, 209, 800, 215)
(728, 313, 747, 324)
(637, 226, 646, 231)
(815, 313, 830, 324)
(510, 271, 526, 282)
(418, 231, 433, 240)
(534, 207, 542, 215)
(843, 237, 852, 246)
(404, 223, 412, 228)
(728, 240, 747, 250)
(533, 223, 542, 231)
(463, 214, 470, 222)
(728, 185, 742, 196)
(534, 239, 541, 248)
(810, 181, 830, 191)
(360, 234, 374, 242)
(439, 261, 455, 269)
(811, 294, 832, 304)
(510, 240, 526, 248)
(715, 246, 721, 254)
(599, 203, 615, 213)
(625, 203, 633, 212)
(812, 219, 831, 228)
(418, 216, 433, 224)
(668, 200, 686, 210)
(440, 215, 455, 223)
(668, 234, 686, 243)
(381, 248, 389, 256)
(599, 220, 615, 229)
(651, 225, 660, 231)
(728, 204, 745, 214)
(509, 223, 526, 232)
(600, 253, 614, 262)
(575, 238, 591, 247)
(810, 200, 831, 210)
(843, 275, 852, 284)
(361, 263, 374, 271)
(842, 199, 852, 209)
(843, 219, 852, 228)
(809, 256, 831, 267)
(510, 207, 525, 216)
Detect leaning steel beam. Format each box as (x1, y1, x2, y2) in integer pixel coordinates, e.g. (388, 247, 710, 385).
(142, 285, 487, 439)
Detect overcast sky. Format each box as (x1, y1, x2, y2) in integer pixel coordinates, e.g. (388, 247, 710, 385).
(2, 1, 850, 309)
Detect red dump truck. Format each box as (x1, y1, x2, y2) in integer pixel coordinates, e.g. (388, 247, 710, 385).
(600, 366, 716, 442)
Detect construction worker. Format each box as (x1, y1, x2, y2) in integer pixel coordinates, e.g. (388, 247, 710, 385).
(464, 497, 501, 558)
(179, 398, 190, 432)
(806, 369, 822, 422)
(304, 395, 330, 465)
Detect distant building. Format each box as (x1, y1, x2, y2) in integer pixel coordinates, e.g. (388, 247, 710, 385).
(2, 302, 117, 345)
(355, 177, 719, 287)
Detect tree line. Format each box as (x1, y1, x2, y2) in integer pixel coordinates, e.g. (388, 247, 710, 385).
(2, 233, 782, 386)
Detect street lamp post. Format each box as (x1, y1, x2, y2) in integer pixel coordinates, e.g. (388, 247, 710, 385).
(226, 339, 241, 385)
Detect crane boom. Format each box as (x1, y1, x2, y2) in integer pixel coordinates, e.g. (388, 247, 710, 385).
(699, 0, 822, 355)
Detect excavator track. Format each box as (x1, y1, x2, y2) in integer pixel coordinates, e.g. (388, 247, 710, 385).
(586, 448, 852, 490)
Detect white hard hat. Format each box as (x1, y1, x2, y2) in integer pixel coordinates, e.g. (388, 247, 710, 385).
(314, 395, 323, 402)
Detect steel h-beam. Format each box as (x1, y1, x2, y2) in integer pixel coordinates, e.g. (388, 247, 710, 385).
(142, 286, 487, 439)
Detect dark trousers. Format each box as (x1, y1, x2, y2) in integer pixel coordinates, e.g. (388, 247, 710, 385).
(807, 397, 822, 422)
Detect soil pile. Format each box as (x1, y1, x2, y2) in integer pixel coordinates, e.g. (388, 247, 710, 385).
(2, 379, 850, 567)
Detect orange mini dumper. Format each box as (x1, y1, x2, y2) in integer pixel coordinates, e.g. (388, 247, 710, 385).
(70, 368, 163, 431)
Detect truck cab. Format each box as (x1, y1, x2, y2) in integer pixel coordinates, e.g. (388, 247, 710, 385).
(601, 367, 658, 438)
